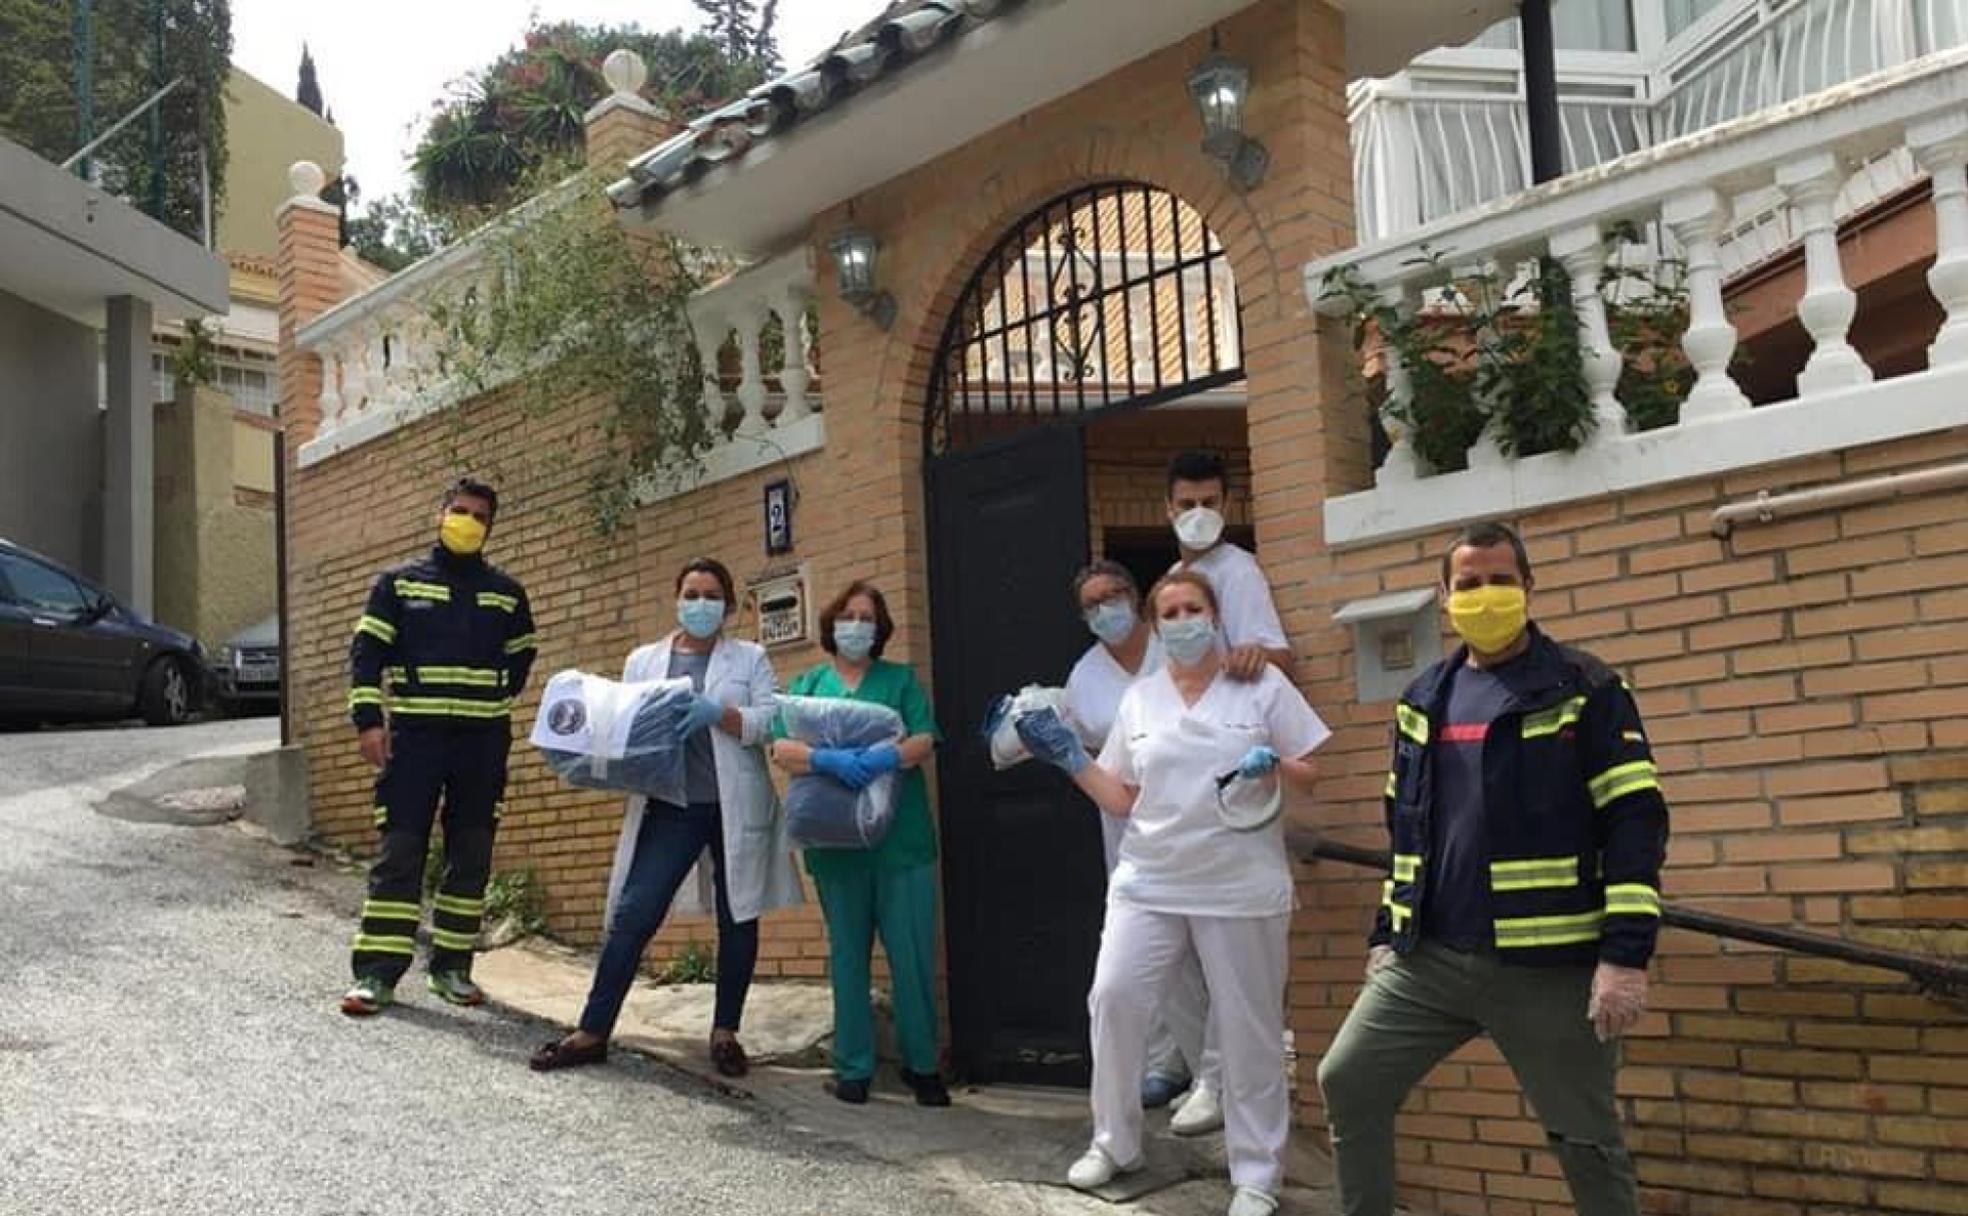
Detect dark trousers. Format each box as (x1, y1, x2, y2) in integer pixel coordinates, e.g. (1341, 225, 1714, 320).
(578, 801, 758, 1037)
(350, 723, 509, 983)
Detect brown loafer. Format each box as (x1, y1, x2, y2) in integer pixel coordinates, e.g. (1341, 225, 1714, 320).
(529, 1035, 608, 1072)
(709, 1034, 750, 1078)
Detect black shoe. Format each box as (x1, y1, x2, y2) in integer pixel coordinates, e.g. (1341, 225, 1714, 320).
(828, 1076, 871, 1105)
(901, 1068, 951, 1107)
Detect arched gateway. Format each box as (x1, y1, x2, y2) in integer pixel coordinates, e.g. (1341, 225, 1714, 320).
(924, 181, 1245, 1085)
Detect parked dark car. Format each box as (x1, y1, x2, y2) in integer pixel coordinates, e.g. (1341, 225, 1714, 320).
(210, 613, 280, 715)
(0, 538, 205, 727)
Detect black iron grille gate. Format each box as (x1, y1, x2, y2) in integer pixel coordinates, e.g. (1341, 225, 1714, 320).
(925, 181, 1246, 455)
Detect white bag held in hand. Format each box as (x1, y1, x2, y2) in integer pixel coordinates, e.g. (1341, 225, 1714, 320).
(530, 670, 693, 805)
(982, 685, 1069, 770)
(777, 695, 905, 849)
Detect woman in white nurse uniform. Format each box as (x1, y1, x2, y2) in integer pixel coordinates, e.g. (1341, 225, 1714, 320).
(1020, 569, 1329, 1216)
(1062, 560, 1163, 869)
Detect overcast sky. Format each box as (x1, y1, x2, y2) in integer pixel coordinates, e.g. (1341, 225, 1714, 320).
(230, 1, 854, 205)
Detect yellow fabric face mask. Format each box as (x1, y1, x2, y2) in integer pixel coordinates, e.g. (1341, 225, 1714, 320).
(440, 513, 488, 556)
(1447, 584, 1528, 655)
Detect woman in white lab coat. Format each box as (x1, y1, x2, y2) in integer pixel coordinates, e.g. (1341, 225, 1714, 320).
(1020, 569, 1329, 1216)
(529, 558, 803, 1078)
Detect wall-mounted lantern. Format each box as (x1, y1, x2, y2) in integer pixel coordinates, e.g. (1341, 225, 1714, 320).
(1188, 43, 1268, 192)
(828, 223, 897, 330)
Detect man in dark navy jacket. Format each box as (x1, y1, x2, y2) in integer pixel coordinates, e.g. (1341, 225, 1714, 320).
(340, 478, 537, 1016)
(1317, 521, 1668, 1216)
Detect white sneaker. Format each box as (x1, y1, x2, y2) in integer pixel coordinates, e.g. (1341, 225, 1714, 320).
(1066, 1145, 1142, 1191)
(1171, 1082, 1224, 1136)
(1227, 1186, 1279, 1216)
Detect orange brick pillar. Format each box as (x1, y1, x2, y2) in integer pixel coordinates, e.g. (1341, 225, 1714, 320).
(275, 160, 347, 747)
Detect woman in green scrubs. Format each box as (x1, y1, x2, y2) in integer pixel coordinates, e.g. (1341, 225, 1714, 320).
(770, 579, 949, 1107)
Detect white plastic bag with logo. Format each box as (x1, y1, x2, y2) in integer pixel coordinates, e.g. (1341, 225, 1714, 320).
(530, 669, 691, 805)
(982, 685, 1069, 770)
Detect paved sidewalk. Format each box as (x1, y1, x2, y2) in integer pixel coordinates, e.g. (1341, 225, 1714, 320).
(474, 941, 1353, 1216)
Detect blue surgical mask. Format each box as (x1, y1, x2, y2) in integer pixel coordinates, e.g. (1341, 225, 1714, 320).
(1158, 615, 1216, 666)
(677, 597, 725, 640)
(1085, 599, 1137, 647)
(834, 619, 878, 661)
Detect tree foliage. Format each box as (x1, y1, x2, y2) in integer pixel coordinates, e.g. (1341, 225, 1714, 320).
(296, 42, 323, 116)
(344, 190, 456, 274)
(411, 19, 777, 222)
(0, 0, 231, 242)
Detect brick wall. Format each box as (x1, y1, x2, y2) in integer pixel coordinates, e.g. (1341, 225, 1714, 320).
(1292, 426, 1968, 1216)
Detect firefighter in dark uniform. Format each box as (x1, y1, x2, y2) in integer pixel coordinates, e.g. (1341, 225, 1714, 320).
(340, 478, 537, 1016)
(1317, 521, 1669, 1216)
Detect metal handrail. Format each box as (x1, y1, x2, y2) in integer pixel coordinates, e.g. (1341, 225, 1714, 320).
(1291, 834, 1968, 1000)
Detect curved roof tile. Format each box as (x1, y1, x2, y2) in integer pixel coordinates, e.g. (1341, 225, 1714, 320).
(612, 0, 1028, 213)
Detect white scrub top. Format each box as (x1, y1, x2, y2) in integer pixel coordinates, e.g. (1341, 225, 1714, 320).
(1063, 632, 1165, 748)
(1064, 632, 1164, 871)
(1174, 542, 1288, 652)
(1099, 665, 1330, 918)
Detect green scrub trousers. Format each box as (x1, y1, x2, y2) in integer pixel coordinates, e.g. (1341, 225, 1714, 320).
(813, 860, 941, 1080)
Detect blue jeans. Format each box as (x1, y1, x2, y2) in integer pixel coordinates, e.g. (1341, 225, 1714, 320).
(577, 801, 758, 1037)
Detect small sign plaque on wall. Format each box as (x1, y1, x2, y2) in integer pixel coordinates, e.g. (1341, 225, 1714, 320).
(751, 568, 808, 650)
(764, 480, 794, 556)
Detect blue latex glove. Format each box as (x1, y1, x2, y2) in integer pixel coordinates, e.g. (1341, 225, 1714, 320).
(857, 743, 902, 778)
(1237, 745, 1280, 780)
(1014, 708, 1090, 775)
(810, 747, 872, 790)
(678, 693, 725, 738)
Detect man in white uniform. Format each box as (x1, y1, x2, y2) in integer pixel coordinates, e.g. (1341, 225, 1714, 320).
(1157, 450, 1296, 1133)
(1167, 450, 1294, 683)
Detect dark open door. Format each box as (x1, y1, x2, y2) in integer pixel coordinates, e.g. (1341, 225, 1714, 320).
(929, 425, 1104, 1086)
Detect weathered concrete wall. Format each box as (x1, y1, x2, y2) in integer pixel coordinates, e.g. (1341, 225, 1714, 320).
(0, 288, 102, 573)
(153, 384, 275, 643)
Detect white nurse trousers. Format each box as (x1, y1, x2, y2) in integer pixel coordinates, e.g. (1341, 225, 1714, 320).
(1104, 819, 1217, 1089)
(1089, 902, 1291, 1194)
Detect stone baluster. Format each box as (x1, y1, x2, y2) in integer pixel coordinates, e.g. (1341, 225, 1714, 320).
(691, 312, 728, 427)
(1375, 283, 1426, 485)
(1550, 222, 1628, 443)
(1909, 112, 1968, 369)
(1464, 268, 1512, 470)
(1213, 262, 1240, 366)
(732, 301, 768, 432)
(1662, 187, 1751, 421)
(1777, 152, 1872, 395)
(317, 344, 345, 426)
(771, 285, 813, 422)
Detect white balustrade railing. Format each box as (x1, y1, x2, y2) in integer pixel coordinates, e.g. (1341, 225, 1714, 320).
(1309, 49, 1968, 546)
(294, 236, 489, 469)
(685, 247, 820, 434)
(1352, 0, 1968, 243)
(297, 230, 829, 487)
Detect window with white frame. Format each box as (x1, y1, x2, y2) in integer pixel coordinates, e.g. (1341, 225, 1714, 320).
(1470, 0, 1640, 51)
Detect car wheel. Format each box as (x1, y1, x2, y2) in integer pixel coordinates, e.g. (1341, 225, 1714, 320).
(140, 658, 195, 727)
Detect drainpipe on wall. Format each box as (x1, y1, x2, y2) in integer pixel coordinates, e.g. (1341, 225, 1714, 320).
(1521, 0, 1564, 185)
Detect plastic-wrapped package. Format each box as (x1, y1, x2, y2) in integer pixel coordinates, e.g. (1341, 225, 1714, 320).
(529, 670, 692, 805)
(981, 685, 1069, 770)
(777, 695, 905, 849)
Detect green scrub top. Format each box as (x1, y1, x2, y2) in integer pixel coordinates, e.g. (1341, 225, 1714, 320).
(776, 659, 941, 876)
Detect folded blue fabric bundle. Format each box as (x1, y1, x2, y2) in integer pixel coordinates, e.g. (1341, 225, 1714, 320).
(532, 671, 693, 805)
(777, 695, 905, 849)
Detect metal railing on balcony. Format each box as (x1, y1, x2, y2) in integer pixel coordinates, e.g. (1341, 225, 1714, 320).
(1352, 0, 1968, 242)
(1310, 49, 1968, 548)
